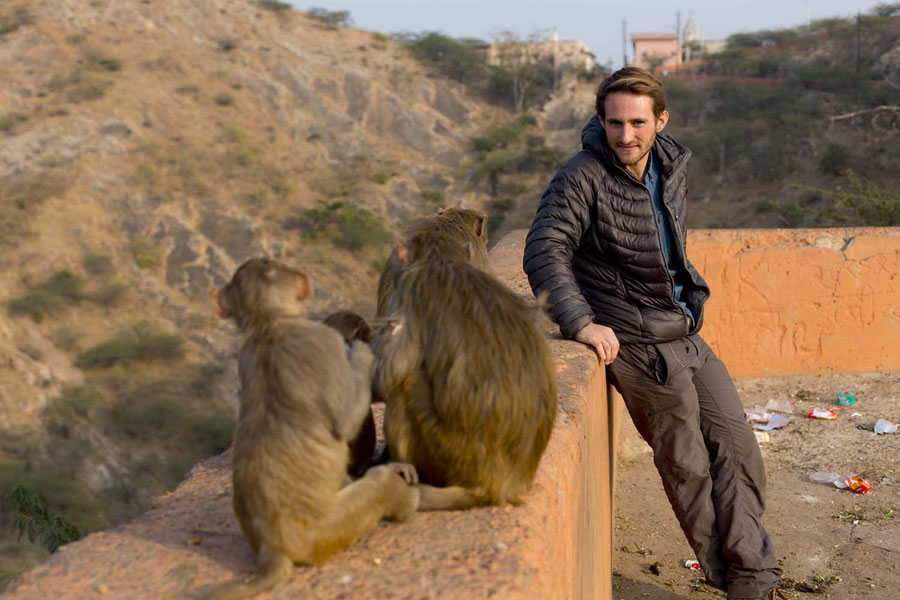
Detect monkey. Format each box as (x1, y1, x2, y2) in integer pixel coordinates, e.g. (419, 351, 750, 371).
(206, 258, 419, 600)
(375, 207, 492, 317)
(371, 233, 558, 511)
(322, 310, 377, 478)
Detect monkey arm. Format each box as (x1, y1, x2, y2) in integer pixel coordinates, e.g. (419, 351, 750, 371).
(523, 168, 597, 339)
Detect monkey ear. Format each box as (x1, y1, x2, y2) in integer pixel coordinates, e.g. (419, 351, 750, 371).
(208, 288, 231, 319)
(294, 269, 311, 300)
(475, 213, 487, 239)
(396, 236, 409, 264)
(388, 319, 403, 336)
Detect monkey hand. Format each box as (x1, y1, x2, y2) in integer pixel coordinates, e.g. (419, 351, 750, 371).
(574, 323, 620, 365)
(348, 340, 374, 375)
(388, 462, 419, 485)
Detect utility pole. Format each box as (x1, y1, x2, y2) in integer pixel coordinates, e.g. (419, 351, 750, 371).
(855, 11, 861, 106)
(675, 9, 682, 66)
(622, 19, 628, 68)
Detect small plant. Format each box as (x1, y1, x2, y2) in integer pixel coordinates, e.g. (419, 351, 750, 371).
(307, 7, 351, 27)
(83, 50, 122, 72)
(174, 84, 200, 97)
(88, 281, 128, 308)
(215, 37, 240, 52)
(0, 111, 27, 134)
(65, 75, 111, 102)
(51, 327, 81, 351)
(43, 385, 101, 424)
(255, 0, 292, 13)
(75, 322, 184, 369)
(286, 201, 392, 252)
(3, 484, 81, 552)
(422, 189, 445, 208)
(131, 236, 159, 269)
(213, 93, 235, 107)
(371, 32, 390, 45)
(0, 6, 32, 37)
(83, 252, 114, 275)
(8, 270, 85, 321)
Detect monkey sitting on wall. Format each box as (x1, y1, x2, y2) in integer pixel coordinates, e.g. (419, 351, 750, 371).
(372, 232, 558, 511)
(375, 207, 493, 317)
(206, 259, 419, 600)
(322, 310, 377, 478)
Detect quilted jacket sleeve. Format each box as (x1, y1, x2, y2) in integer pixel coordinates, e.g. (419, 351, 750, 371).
(523, 163, 596, 339)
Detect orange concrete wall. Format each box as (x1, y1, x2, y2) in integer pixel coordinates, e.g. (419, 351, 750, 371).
(688, 228, 900, 377)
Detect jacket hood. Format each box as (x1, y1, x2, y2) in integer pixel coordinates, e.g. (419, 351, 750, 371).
(580, 114, 691, 178)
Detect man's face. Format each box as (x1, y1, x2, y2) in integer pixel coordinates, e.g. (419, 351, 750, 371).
(601, 92, 669, 177)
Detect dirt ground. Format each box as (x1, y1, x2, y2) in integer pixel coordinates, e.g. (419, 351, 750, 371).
(613, 370, 900, 600)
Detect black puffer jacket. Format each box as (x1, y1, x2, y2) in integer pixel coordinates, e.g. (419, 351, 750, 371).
(523, 115, 710, 345)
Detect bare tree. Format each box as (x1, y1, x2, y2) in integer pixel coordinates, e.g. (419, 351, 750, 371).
(490, 30, 548, 114)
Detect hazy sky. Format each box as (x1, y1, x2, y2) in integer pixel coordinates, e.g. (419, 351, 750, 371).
(290, 0, 887, 67)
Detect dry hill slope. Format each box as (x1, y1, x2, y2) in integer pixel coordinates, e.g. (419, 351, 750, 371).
(0, 0, 504, 581)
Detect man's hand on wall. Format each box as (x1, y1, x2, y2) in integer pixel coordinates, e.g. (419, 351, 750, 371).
(574, 323, 620, 365)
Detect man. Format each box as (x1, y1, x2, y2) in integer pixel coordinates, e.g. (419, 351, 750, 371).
(523, 67, 788, 600)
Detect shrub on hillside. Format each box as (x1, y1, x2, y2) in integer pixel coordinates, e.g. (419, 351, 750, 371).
(75, 322, 184, 369)
(83, 252, 114, 276)
(0, 6, 32, 36)
(285, 201, 392, 252)
(2, 485, 81, 553)
(819, 143, 853, 176)
(307, 7, 351, 27)
(399, 32, 485, 83)
(130, 236, 159, 269)
(0, 111, 27, 134)
(255, 0, 292, 13)
(8, 271, 85, 321)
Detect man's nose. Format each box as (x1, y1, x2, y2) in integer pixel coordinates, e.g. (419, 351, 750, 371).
(621, 125, 634, 143)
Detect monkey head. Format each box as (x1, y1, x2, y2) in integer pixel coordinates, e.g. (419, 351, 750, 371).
(209, 257, 311, 332)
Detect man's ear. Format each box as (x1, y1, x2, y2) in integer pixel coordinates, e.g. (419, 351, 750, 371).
(656, 110, 670, 133)
(208, 288, 231, 319)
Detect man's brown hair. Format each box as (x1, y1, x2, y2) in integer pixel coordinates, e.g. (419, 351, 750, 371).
(595, 67, 666, 120)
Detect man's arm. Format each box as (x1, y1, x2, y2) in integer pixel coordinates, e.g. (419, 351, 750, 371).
(523, 166, 620, 364)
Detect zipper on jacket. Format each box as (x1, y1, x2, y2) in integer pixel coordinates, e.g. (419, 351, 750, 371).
(610, 159, 692, 327)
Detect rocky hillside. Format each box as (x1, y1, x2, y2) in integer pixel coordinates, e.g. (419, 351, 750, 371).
(0, 0, 509, 581)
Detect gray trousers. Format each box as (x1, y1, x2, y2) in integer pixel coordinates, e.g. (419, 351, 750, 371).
(607, 333, 782, 599)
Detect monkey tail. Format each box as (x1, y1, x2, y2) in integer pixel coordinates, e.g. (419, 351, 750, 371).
(205, 546, 294, 600)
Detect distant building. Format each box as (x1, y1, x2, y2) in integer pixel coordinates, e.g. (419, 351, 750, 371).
(630, 33, 680, 71)
(631, 17, 726, 73)
(682, 15, 725, 61)
(486, 28, 597, 75)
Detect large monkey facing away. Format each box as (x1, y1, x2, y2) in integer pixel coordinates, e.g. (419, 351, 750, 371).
(372, 232, 558, 510)
(375, 207, 492, 317)
(207, 258, 419, 600)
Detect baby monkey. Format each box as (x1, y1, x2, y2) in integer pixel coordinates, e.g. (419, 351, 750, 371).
(207, 258, 419, 600)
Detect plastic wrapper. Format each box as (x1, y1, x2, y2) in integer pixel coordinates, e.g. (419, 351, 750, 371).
(754, 431, 770, 443)
(753, 414, 791, 431)
(765, 398, 793, 413)
(684, 559, 701, 570)
(846, 475, 872, 494)
(808, 407, 838, 420)
(874, 419, 899, 434)
(810, 472, 848, 488)
(809, 472, 872, 493)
